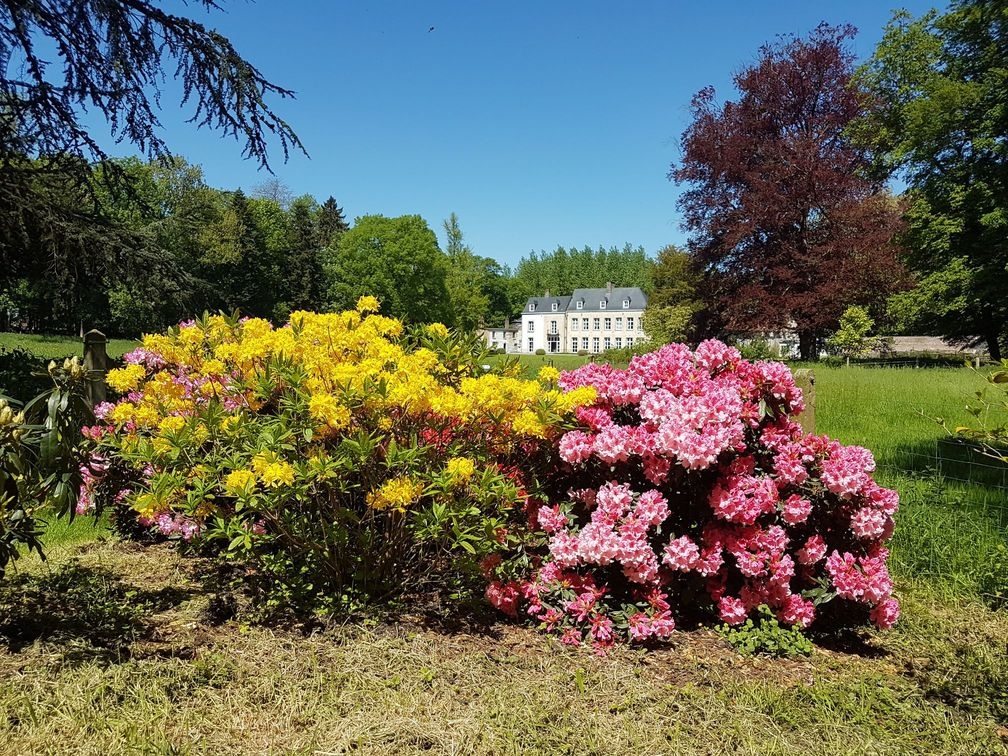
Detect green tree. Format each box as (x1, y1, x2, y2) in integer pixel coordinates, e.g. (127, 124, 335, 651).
(642, 245, 704, 345)
(281, 195, 323, 316)
(324, 215, 451, 324)
(828, 305, 875, 363)
(317, 196, 350, 249)
(511, 244, 652, 303)
(856, 1, 1008, 360)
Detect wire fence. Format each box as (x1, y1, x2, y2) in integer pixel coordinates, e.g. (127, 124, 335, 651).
(875, 439, 1007, 607)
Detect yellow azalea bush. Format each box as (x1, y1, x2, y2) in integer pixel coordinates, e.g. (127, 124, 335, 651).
(80, 302, 593, 610)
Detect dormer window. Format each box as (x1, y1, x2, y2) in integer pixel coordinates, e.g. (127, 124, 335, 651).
(622, 299, 630, 308)
(551, 302, 558, 311)
(600, 300, 607, 309)
(576, 300, 583, 310)
(529, 303, 536, 312)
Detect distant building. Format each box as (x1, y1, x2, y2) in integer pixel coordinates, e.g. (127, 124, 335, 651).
(515, 284, 648, 354)
(476, 319, 520, 353)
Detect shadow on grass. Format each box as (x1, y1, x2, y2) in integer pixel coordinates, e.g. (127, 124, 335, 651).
(0, 561, 196, 662)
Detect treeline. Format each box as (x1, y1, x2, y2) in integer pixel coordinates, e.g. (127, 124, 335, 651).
(1, 158, 656, 337)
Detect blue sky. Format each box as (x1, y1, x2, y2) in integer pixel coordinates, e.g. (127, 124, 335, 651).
(93, 1, 943, 270)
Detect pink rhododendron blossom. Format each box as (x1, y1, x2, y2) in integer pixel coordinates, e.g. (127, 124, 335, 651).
(820, 445, 876, 498)
(797, 535, 827, 565)
(870, 598, 900, 629)
(558, 430, 594, 464)
(718, 595, 748, 625)
(850, 506, 887, 539)
(486, 581, 520, 618)
(781, 494, 812, 524)
(662, 535, 700, 571)
(484, 339, 898, 646)
(560, 627, 582, 646)
(779, 594, 816, 628)
(537, 504, 568, 534)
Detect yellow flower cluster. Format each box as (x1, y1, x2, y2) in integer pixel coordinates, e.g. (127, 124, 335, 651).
(366, 475, 425, 511)
(105, 309, 595, 441)
(445, 457, 476, 486)
(252, 452, 295, 488)
(225, 468, 257, 495)
(105, 363, 146, 394)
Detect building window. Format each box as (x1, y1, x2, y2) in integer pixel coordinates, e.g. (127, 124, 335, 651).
(528, 338, 534, 352)
(571, 338, 578, 352)
(551, 302, 558, 311)
(600, 300, 607, 309)
(627, 317, 635, 331)
(616, 337, 622, 349)
(616, 317, 623, 330)
(529, 303, 536, 312)
(571, 318, 578, 331)
(592, 337, 600, 353)
(582, 337, 589, 351)
(604, 337, 611, 350)
(528, 321, 534, 333)
(593, 318, 600, 331)
(549, 320, 558, 335)
(604, 317, 611, 331)
(627, 337, 634, 347)
(623, 299, 630, 308)
(582, 318, 589, 330)
(576, 300, 583, 310)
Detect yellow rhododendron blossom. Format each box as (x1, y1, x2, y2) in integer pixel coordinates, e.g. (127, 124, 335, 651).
(105, 363, 146, 393)
(512, 409, 546, 438)
(356, 295, 380, 313)
(308, 393, 352, 431)
(537, 366, 560, 383)
(426, 322, 449, 338)
(158, 415, 186, 436)
(366, 476, 425, 511)
(260, 461, 295, 488)
(224, 469, 257, 495)
(445, 457, 476, 486)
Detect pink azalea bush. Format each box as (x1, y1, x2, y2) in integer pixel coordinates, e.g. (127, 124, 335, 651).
(485, 340, 900, 653)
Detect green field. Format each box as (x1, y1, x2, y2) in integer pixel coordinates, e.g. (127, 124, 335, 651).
(2, 351, 1006, 754)
(0, 331, 137, 360)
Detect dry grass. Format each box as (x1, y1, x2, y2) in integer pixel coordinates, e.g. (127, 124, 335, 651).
(0, 541, 1005, 755)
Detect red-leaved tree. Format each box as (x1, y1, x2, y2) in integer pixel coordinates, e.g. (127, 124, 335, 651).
(671, 23, 906, 360)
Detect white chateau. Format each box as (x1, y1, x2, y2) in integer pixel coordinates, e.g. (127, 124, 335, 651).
(483, 283, 647, 354)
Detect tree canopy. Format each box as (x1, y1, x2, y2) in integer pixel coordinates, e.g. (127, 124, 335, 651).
(672, 23, 906, 359)
(856, 0, 1008, 360)
(324, 214, 451, 325)
(0, 0, 304, 310)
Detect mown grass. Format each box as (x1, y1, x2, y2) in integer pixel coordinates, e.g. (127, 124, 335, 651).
(0, 542, 1004, 755)
(0, 332, 137, 361)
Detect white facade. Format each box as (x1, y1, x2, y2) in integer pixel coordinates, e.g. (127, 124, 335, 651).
(519, 285, 648, 354)
(520, 294, 571, 354)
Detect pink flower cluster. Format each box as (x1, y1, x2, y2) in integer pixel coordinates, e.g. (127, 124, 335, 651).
(489, 340, 900, 649)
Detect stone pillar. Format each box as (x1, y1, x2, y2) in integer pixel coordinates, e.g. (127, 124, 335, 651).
(792, 368, 815, 434)
(83, 329, 108, 406)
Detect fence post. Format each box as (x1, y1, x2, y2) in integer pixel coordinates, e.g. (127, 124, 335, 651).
(793, 368, 815, 434)
(83, 329, 108, 407)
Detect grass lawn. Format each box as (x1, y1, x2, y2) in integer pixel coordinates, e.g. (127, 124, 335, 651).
(0, 332, 137, 361)
(0, 359, 1006, 754)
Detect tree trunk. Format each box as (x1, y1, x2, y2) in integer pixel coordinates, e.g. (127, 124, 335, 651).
(985, 328, 1002, 362)
(798, 330, 817, 361)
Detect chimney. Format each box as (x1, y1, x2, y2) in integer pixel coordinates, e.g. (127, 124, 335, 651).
(606, 281, 613, 294)
(544, 289, 550, 298)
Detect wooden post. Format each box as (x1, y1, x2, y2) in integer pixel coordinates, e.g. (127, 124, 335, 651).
(83, 329, 108, 406)
(792, 368, 815, 434)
